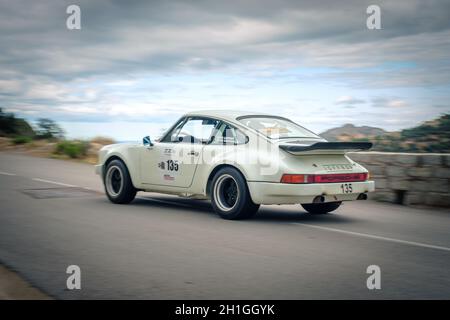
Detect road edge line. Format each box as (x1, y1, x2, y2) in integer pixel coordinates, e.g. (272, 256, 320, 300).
(292, 222, 450, 252)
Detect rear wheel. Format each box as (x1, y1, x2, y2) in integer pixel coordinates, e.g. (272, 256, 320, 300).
(104, 159, 137, 204)
(210, 167, 259, 220)
(301, 201, 342, 214)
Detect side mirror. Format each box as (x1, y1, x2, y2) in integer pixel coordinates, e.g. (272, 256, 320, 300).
(143, 136, 154, 147)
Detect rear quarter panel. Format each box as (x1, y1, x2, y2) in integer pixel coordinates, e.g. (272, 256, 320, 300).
(194, 137, 369, 194)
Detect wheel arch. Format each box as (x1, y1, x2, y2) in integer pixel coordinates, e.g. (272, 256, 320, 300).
(102, 154, 141, 190)
(103, 155, 125, 177)
(205, 164, 248, 197)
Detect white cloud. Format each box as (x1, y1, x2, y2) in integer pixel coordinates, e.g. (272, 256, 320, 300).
(335, 95, 365, 105)
(387, 99, 407, 107)
(0, 79, 22, 93)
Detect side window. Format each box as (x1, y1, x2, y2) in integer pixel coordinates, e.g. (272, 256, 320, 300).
(234, 127, 248, 144)
(212, 123, 248, 145)
(161, 118, 185, 143)
(172, 117, 220, 144)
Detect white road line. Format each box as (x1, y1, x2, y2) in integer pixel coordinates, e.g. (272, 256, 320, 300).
(32, 178, 77, 188)
(0, 171, 16, 176)
(292, 222, 450, 252)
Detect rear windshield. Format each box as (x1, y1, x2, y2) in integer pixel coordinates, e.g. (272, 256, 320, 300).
(238, 116, 320, 139)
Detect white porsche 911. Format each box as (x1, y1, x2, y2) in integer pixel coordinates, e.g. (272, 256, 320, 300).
(96, 110, 374, 219)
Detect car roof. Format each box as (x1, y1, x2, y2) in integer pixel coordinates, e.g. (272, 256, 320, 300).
(184, 109, 273, 122)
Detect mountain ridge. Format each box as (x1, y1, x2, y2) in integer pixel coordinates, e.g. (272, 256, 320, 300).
(320, 124, 387, 142)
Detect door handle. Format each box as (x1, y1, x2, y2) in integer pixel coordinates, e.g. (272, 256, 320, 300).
(188, 151, 199, 156)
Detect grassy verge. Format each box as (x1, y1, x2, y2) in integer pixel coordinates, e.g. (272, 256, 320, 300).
(55, 140, 90, 159)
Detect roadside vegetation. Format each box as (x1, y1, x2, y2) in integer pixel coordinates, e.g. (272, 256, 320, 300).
(0, 108, 115, 163)
(55, 140, 90, 159)
(2, 108, 449, 161)
(321, 113, 450, 153)
(370, 114, 450, 153)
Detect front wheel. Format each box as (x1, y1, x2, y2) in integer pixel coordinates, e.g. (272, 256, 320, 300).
(104, 159, 137, 204)
(210, 167, 260, 220)
(301, 201, 342, 214)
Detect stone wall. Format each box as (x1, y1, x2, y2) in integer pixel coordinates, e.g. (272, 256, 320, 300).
(347, 152, 450, 208)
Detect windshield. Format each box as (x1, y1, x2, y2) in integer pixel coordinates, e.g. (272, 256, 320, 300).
(238, 116, 320, 139)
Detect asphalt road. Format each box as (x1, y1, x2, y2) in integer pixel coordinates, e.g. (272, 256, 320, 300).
(0, 152, 449, 299)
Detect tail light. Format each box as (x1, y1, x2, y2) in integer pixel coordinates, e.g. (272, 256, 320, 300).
(281, 172, 368, 184)
(280, 174, 314, 184)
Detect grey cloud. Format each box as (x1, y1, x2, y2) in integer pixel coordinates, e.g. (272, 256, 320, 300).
(2, 0, 450, 78)
(0, 0, 449, 127)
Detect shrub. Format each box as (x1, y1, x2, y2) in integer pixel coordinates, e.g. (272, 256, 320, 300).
(12, 136, 32, 144)
(55, 140, 89, 158)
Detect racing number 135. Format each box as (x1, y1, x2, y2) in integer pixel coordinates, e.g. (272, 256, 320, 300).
(166, 160, 179, 171)
(340, 183, 353, 193)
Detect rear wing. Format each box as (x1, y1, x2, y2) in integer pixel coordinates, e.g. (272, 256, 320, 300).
(279, 142, 372, 155)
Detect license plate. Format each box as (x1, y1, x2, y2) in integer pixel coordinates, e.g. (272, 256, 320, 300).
(340, 183, 353, 193)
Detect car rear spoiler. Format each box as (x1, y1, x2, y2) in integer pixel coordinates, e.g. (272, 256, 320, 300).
(279, 142, 372, 155)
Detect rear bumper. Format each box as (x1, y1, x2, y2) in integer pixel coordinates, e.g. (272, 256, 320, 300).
(247, 180, 375, 205)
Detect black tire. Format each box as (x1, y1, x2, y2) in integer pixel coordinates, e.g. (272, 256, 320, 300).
(210, 167, 260, 220)
(301, 201, 342, 214)
(104, 159, 137, 204)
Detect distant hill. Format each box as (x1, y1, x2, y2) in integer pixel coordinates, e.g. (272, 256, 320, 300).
(320, 114, 450, 153)
(320, 124, 387, 142)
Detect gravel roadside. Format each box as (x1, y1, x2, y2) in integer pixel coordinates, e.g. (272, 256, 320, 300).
(0, 264, 51, 300)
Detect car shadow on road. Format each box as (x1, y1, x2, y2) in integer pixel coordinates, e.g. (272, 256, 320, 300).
(130, 194, 358, 224)
(132, 195, 214, 214)
(255, 207, 357, 224)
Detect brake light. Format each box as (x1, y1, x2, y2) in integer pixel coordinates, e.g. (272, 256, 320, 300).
(280, 172, 368, 184)
(280, 174, 314, 184)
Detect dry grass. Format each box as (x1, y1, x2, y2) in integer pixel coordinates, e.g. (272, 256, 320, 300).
(0, 136, 116, 164)
(90, 136, 115, 145)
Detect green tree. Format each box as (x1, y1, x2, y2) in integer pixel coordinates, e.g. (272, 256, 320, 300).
(0, 108, 17, 134)
(0, 108, 35, 137)
(36, 118, 64, 139)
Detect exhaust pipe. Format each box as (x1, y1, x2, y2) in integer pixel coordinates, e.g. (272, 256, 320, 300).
(357, 193, 368, 200)
(313, 195, 325, 203)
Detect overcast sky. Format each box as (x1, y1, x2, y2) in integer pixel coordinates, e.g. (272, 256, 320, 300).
(1, 0, 449, 140)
